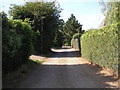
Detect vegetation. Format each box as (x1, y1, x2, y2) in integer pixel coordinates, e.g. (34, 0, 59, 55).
(2, 12, 33, 73)
(9, 1, 62, 54)
(52, 19, 64, 48)
(81, 23, 119, 71)
(63, 14, 83, 45)
(2, 0, 119, 77)
(29, 59, 44, 64)
(2, 1, 62, 73)
(71, 33, 81, 50)
(100, 0, 120, 25)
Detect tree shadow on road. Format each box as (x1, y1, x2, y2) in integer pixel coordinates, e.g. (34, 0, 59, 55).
(9, 64, 118, 88)
(7, 46, 118, 88)
(47, 46, 81, 58)
(47, 50, 81, 58)
(34, 46, 81, 58)
(36, 64, 118, 88)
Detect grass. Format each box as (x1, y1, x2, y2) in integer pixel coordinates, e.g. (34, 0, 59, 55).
(29, 59, 44, 64)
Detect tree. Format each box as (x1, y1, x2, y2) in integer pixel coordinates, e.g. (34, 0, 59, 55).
(9, 1, 62, 54)
(63, 14, 83, 45)
(100, 0, 120, 25)
(53, 19, 64, 47)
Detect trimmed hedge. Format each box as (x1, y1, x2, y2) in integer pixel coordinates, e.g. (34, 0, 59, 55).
(81, 23, 119, 71)
(2, 17, 33, 73)
(71, 33, 81, 50)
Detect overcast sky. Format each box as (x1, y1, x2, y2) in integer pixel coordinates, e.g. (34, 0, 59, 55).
(0, 0, 106, 30)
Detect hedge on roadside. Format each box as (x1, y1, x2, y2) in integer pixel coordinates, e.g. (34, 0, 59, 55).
(2, 14, 33, 73)
(81, 23, 119, 71)
(71, 33, 81, 50)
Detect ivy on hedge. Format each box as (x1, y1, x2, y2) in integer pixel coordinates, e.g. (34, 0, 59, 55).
(81, 23, 120, 71)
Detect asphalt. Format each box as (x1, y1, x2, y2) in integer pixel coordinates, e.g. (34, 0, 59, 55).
(11, 46, 118, 88)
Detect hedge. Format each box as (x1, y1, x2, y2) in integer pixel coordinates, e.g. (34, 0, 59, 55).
(81, 23, 119, 71)
(71, 33, 81, 50)
(2, 17, 33, 73)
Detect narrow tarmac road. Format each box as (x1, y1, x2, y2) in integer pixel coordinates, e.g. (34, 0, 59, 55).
(13, 46, 118, 88)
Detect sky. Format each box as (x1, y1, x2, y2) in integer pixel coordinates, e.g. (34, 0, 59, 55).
(59, 1, 105, 30)
(0, 0, 106, 30)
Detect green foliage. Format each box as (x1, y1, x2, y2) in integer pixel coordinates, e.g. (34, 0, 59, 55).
(81, 23, 119, 71)
(100, 0, 120, 25)
(9, 5, 34, 21)
(9, 1, 61, 54)
(2, 12, 33, 73)
(53, 19, 64, 48)
(71, 33, 81, 51)
(29, 59, 44, 64)
(53, 30, 64, 48)
(72, 33, 81, 39)
(63, 14, 83, 45)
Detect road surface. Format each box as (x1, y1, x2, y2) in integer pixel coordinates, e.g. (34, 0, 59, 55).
(12, 46, 118, 88)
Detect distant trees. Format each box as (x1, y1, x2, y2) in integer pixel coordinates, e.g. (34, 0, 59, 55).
(63, 14, 84, 45)
(100, 0, 120, 25)
(53, 19, 64, 48)
(10, 1, 62, 53)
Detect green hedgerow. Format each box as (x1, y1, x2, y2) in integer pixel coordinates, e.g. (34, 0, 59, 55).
(81, 22, 120, 71)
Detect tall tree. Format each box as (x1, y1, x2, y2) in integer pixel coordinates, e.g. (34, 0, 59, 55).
(53, 19, 65, 47)
(63, 14, 83, 45)
(9, 1, 62, 54)
(100, 0, 120, 25)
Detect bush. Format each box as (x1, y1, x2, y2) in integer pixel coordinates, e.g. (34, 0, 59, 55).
(71, 33, 81, 50)
(81, 23, 120, 71)
(2, 16, 33, 73)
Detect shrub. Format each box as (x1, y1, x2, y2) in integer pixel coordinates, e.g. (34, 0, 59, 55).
(81, 23, 120, 71)
(71, 33, 81, 50)
(2, 17, 33, 73)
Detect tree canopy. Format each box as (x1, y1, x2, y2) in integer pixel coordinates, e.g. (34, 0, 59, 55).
(100, 0, 120, 25)
(9, 1, 62, 53)
(63, 14, 83, 45)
